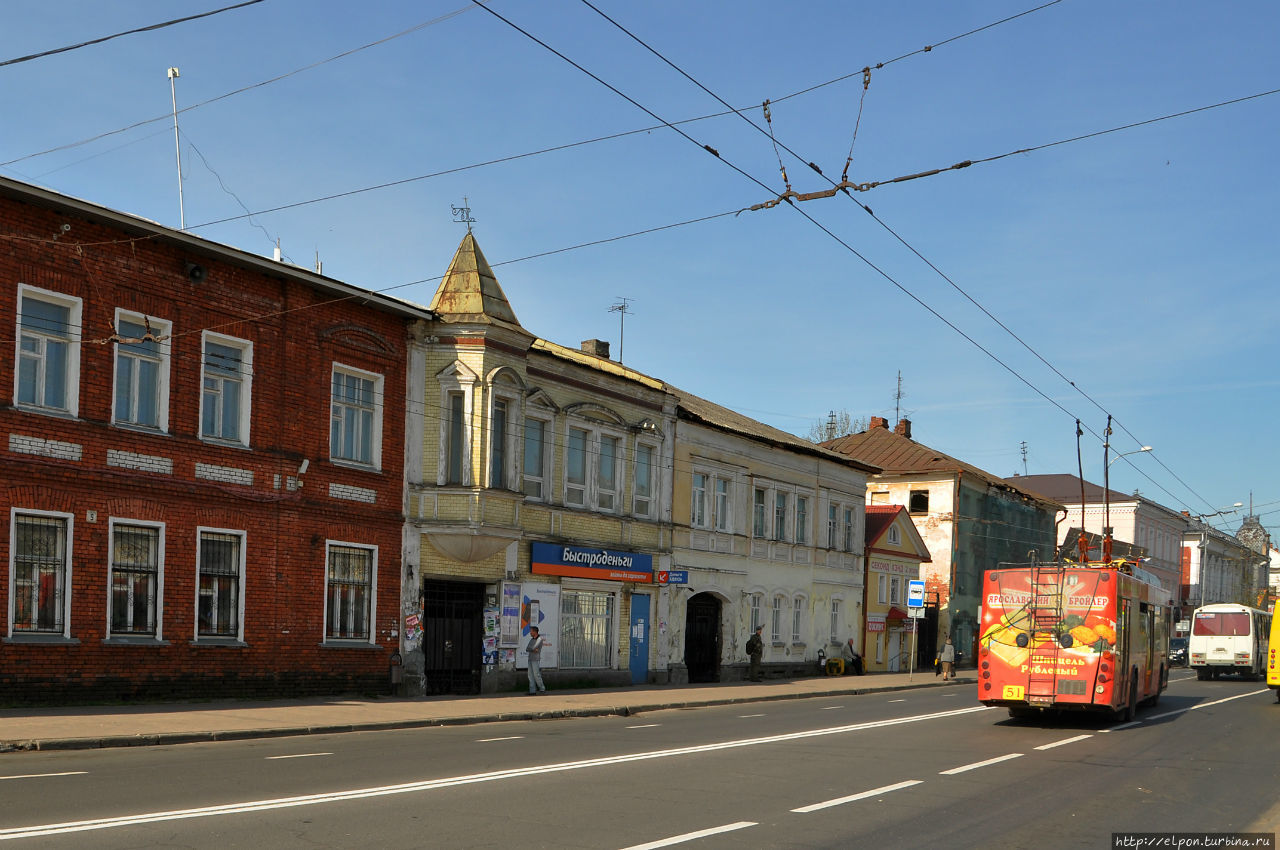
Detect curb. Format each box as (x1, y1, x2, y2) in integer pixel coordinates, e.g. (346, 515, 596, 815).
(0, 677, 974, 753)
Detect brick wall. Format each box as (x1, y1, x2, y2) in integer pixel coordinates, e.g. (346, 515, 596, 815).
(0, 190, 416, 704)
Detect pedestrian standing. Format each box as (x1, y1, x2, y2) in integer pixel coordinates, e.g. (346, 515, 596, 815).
(526, 626, 550, 694)
(939, 636, 956, 681)
(746, 624, 764, 681)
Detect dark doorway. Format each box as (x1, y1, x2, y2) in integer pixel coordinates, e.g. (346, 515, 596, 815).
(684, 593, 722, 683)
(420, 580, 484, 695)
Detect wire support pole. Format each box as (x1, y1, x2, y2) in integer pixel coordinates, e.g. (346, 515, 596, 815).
(168, 67, 185, 231)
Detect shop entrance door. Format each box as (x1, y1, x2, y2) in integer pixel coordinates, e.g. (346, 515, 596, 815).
(684, 593, 721, 683)
(420, 580, 483, 695)
(629, 594, 650, 684)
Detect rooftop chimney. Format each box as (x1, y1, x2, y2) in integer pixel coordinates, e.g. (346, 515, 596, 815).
(894, 418, 912, 439)
(869, 416, 890, 430)
(581, 339, 610, 359)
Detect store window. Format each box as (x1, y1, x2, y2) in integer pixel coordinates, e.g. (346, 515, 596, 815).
(560, 589, 614, 668)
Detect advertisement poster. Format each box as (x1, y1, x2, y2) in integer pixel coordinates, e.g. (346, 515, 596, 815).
(501, 582, 522, 648)
(516, 582, 560, 669)
(531, 542, 653, 583)
(404, 613, 423, 645)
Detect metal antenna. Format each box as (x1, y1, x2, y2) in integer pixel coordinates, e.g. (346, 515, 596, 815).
(451, 197, 476, 233)
(1020, 441, 1028, 475)
(167, 67, 185, 230)
(894, 370, 904, 423)
(609, 297, 633, 363)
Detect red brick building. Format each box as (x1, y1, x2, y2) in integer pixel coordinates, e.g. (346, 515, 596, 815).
(0, 176, 430, 703)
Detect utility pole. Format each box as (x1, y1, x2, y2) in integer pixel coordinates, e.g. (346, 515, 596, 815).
(1020, 441, 1028, 475)
(167, 67, 185, 230)
(609, 297, 632, 363)
(894, 370, 904, 424)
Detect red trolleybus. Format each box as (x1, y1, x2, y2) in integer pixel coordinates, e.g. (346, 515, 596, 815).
(979, 560, 1171, 720)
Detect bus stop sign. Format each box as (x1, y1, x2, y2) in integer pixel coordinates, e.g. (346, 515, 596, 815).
(907, 579, 925, 608)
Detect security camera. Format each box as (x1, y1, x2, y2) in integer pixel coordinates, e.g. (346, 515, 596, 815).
(184, 262, 207, 283)
(60, 223, 71, 232)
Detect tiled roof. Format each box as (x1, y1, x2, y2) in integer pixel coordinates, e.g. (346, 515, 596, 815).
(823, 424, 1059, 507)
(428, 232, 522, 327)
(864, 504, 902, 544)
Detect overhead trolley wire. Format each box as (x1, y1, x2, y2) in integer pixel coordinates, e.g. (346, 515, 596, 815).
(0, 0, 268, 69)
(572, 0, 1216, 515)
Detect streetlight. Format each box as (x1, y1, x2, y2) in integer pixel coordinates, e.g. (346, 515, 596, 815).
(1107, 445, 1152, 468)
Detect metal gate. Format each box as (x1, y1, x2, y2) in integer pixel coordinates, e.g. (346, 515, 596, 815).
(684, 593, 721, 683)
(420, 580, 483, 695)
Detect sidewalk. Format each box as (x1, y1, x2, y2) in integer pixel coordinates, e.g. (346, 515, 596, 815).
(0, 671, 975, 753)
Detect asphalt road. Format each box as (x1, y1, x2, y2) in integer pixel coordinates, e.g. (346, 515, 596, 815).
(1, 672, 1276, 849)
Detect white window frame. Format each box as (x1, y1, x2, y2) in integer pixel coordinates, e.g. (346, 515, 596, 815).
(878, 573, 888, 604)
(795, 494, 810, 545)
(112, 309, 171, 433)
(199, 331, 253, 447)
(753, 487, 767, 538)
(562, 420, 625, 513)
(749, 593, 763, 632)
(843, 508, 854, 552)
(890, 575, 902, 605)
(330, 362, 383, 469)
(773, 492, 788, 542)
(632, 441, 657, 518)
(713, 476, 731, 532)
(558, 581, 620, 669)
(829, 598, 842, 644)
(596, 433, 621, 512)
(887, 525, 901, 545)
(771, 595, 785, 643)
(323, 540, 377, 645)
(195, 527, 246, 642)
(8, 508, 74, 639)
(107, 518, 165, 640)
(15, 284, 82, 418)
(791, 595, 804, 643)
(691, 472, 709, 529)
(522, 414, 551, 500)
(436, 362, 477, 486)
(827, 503, 839, 549)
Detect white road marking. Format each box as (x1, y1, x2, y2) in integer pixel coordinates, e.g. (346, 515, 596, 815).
(1034, 735, 1092, 751)
(819, 706, 843, 711)
(0, 705, 991, 841)
(888, 699, 906, 703)
(626, 724, 660, 729)
(476, 736, 524, 742)
(738, 714, 765, 718)
(0, 772, 87, 781)
(265, 753, 332, 760)
(1146, 688, 1270, 721)
(619, 821, 757, 849)
(792, 780, 922, 813)
(939, 753, 1023, 775)
(1105, 721, 1142, 732)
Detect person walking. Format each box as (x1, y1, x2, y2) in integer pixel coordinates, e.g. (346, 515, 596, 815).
(939, 636, 956, 681)
(746, 624, 764, 681)
(526, 626, 550, 694)
(842, 637, 864, 675)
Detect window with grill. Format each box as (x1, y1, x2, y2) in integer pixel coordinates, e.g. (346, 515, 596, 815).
(560, 590, 614, 668)
(326, 544, 374, 641)
(110, 523, 159, 636)
(198, 530, 242, 638)
(12, 514, 68, 633)
(331, 366, 381, 467)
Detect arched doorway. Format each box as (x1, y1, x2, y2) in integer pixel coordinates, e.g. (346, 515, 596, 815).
(684, 592, 722, 683)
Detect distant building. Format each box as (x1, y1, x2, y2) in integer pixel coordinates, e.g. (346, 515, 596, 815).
(823, 417, 1059, 663)
(863, 505, 931, 672)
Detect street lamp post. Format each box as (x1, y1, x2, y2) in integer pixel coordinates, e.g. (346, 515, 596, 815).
(1193, 503, 1244, 610)
(1101, 440, 1152, 563)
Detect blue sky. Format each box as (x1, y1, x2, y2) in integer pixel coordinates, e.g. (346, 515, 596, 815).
(3, 1, 1277, 533)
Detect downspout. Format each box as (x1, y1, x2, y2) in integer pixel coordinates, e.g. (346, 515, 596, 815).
(950, 470, 961, 645)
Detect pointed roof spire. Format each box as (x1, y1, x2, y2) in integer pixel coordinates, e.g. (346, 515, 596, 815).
(429, 232, 521, 326)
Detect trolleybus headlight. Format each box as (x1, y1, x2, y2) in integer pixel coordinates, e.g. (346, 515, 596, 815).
(1095, 685, 1106, 694)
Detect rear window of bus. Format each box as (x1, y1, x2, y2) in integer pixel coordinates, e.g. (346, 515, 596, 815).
(1192, 612, 1250, 636)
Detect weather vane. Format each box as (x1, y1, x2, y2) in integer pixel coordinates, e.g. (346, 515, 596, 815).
(451, 197, 476, 233)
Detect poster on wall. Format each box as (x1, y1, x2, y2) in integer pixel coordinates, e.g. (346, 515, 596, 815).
(500, 582, 522, 648)
(404, 613, 423, 645)
(515, 582, 560, 669)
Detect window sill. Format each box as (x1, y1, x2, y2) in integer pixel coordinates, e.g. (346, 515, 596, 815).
(13, 405, 78, 421)
(190, 638, 247, 648)
(103, 637, 170, 647)
(198, 436, 251, 451)
(5, 633, 79, 645)
(111, 421, 169, 437)
(321, 640, 381, 650)
(330, 458, 381, 474)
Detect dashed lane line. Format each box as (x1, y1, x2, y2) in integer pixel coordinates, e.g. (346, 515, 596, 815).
(619, 821, 757, 850)
(1034, 735, 1092, 751)
(265, 753, 332, 760)
(939, 753, 1023, 775)
(0, 772, 87, 781)
(476, 736, 524, 743)
(791, 780, 922, 813)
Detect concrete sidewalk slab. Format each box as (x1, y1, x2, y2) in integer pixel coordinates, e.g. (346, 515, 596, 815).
(0, 672, 975, 753)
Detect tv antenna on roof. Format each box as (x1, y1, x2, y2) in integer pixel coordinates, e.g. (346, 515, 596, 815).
(167, 67, 185, 230)
(609, 297, 633, 363)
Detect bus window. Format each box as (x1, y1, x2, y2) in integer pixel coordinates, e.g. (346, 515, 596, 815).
(1192, 612, 1250, 637)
